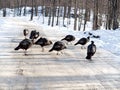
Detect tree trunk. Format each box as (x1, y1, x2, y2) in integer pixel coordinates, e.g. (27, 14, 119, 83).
(63, 3, 67, 27)
(67, 0, 72, 26)
(93, 0, 99, 30)
(30, 0, 34, 21)
(16, 0, 20, 16)
(83, 0, 88, 31)
(19, 0, 23, 16)
(3, 8, 6, 17)
(2, 1, 6, 17)
(45, 7, 49, 17)
(106, 0, 112, 30)
(34, 0, 38, 16)
(48, 0, 52, 25)
(78, 0, 84, 31)
(56, 0, 60, 26)
(106, 0, 119, 30)
(73, 0, 77, 30)
(112, 0, 119, 30)
(41, 0, 45, 23)
(23, 0, 27, 16)
(51, 0, 56, 27)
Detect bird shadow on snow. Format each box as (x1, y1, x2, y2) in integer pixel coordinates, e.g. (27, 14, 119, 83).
(12, 52, 52, 56)
(28, 53, 51, 56)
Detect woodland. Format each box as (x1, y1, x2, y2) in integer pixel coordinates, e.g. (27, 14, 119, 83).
(0, 0, 119, 31)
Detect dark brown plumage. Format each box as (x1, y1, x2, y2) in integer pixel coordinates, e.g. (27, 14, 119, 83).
(61, 35, 75, 44)
(14, 39, 33, 55)
(86, 41, 96, 60)
(29, 30, 39, 39)
(92, 35, 100, 39)
(49, 41, 67, 55)
(74, 36, 90, 48)
(29, 30, 39, 43)
(35, 37, 52, 52)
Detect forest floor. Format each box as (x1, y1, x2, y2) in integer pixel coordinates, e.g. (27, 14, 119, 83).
(0, 17, 120, 90)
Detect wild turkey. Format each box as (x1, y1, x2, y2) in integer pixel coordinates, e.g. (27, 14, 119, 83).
(88, 32, 93, 36)
(86, 41, 96, 60)
(14, 38, 32, 55)
(34, 32, 39, 39)
(92, 35, 100, 39)
(29, 30, 39, 43)
(23, 29, 29, 38)
(49, 41, 67, 55)
(61, 35, 75, 44)
(74, 36, 90, 49)
(84, 32, 93, 36)
(35, 37, 52, 52)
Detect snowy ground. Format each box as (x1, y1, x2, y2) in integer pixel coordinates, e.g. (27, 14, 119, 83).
(0, 17, 120, 90)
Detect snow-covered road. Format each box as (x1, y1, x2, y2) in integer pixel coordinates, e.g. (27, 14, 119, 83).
(0, 17, 120, 90)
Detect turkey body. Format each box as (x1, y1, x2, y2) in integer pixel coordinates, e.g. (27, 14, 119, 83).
(75, 37, 90, 46)
(74, 37, 90, 48)
(86, 41, 96, 60)
(14, 39, 32, 55)
(29, 30, 39, 40)
(35, 37, 52, 52)
(49, 41, 67, 55)
(61, 35, 75, 44)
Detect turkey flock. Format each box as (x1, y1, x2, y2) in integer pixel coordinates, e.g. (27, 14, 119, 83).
(14, 29, 98, 60)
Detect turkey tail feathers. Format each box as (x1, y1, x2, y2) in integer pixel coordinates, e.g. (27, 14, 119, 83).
(14, 46, 20, 50)
(49, 48, 53, 52)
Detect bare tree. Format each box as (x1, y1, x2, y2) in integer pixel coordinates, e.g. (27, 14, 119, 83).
(51, 0, 56, 27)
(2, 1, 7, 17)
(63, 1, 67, 27)
(23, 0, 28, 16)
(0, 0, 119, 30)
(112, 0, 119, 30)
(78, 0, 84, 31)
(56, 0, 61, 26)
(34, 0, 38, 16)
(19, 0, 23, 16)
(83, 0, 88, 31)
(93, 0, 99, 30)
(73, 0, 77, 30)
(106, 0, 112, 29)
(41, 0, 45, 23)
(67, 0, 72, 26)
(48, 0, 52, 25)
(106, 0, 119, 30)
(30, 0, 34, 21)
